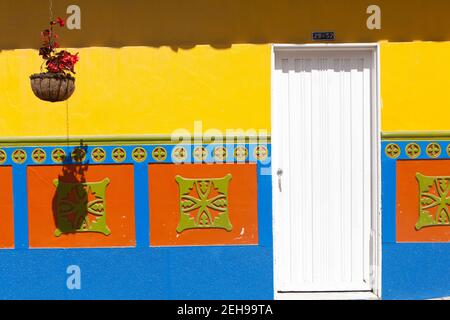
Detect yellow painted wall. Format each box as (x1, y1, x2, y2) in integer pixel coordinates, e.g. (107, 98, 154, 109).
(381, 42, 450, 132)
(0, 45, 270, 136)
(2, 0, 450, 136)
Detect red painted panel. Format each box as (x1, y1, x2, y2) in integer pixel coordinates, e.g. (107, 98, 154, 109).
(0, 167, 14, 248)
(397, 160, 450, 242)
(27, 164, 136, 248)
(149, 163, 258, 246)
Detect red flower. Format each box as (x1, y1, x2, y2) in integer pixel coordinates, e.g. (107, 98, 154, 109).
(38, 19, 78, 75)
(70, 52, 79, 65)
(47, 61, 60, 73)
(56, 17, 65, 27)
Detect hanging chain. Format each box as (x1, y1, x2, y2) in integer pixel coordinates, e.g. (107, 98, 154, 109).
(66, 99, 70, 148)
(49, 0, 54, 22)
(48, 0, 70, 148)
(40, 0, 54, 73)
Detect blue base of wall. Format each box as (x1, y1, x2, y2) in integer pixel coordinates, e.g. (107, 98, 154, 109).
(382, 243, 450, 300)
(381, 141, 450, 300)
(0, 247, 273, 299)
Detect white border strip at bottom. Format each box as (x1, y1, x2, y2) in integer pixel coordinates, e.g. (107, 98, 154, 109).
(275, 291, 380, 300)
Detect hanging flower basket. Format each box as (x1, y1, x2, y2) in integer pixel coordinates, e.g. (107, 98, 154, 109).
(30, 17, 79, 103)
(30, 72, 75, 102)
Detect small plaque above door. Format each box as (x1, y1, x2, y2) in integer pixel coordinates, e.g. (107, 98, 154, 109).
(312, 32, 336, 41)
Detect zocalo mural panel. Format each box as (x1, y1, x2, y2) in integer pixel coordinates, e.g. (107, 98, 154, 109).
(0, 142, 273, 299)
(382, 139, 450, 299)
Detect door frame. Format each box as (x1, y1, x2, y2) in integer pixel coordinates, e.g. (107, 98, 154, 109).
(271, 43, 381, 300)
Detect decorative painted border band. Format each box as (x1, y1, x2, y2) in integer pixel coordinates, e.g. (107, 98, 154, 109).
(384, 141, 450, 160)
(0, 143, 271, 166)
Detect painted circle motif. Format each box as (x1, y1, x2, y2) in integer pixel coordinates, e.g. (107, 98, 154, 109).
(112, 147, 126, 162)
(91, 147, 106, 163)
(254, 145, 269, 161)
(51, 148, 66, 163)
(405, 143, 421, 159)
(132, 147, 147, 162)
(385, 143, 400, 159)
(71, 148, 86, 163)
(152, 147, 167, 162)
(31, 148, 46, 163)
(193, 146, 208, 161)
(234, 146, 248, 161)
(172, 147, 187, 162)
(446, 144, 450, 157)
(0, 149, 7, 164)
(426, 143, 441, 158)
(12, 149, 27, 164)
(213, 146, 228, 161)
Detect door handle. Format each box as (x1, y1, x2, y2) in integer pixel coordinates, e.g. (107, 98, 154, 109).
(277, 168, 283, 192)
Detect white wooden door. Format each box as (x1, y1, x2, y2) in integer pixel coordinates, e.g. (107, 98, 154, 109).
(273, 49, 374, 292)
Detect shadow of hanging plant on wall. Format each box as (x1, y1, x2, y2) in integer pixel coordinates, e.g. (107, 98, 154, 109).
(52, 141, 111, 237)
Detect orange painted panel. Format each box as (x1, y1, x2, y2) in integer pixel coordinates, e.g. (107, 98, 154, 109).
(149, 163, 258, 246)
(397, 160, 450, 242)
(0, 167, 14, 248)
(27, 165, 136, 248)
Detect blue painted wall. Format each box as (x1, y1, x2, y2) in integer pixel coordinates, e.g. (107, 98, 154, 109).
(0, 143, 273, 299)
(381, 141, 450, 300)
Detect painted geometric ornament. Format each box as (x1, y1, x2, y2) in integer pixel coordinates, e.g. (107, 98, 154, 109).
(52, 148, 66, 163)
(0, 149, 6, 164)
(172, 147, 187, 162)
(71, 147, 86, 163)
(32, 148, 46, 163)
(385, 143, 400, 159)
(91, 147, 106, 163)
(53, 178, 111, 236)
(12, 149, 27, 164)
(175, 174, 233, 233)
(132, 147, 147, 162)
(426, 143, 441, 158)
(416, 173, 450, 230)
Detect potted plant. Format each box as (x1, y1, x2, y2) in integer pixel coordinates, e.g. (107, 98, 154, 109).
(30, 17, 79, 102)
